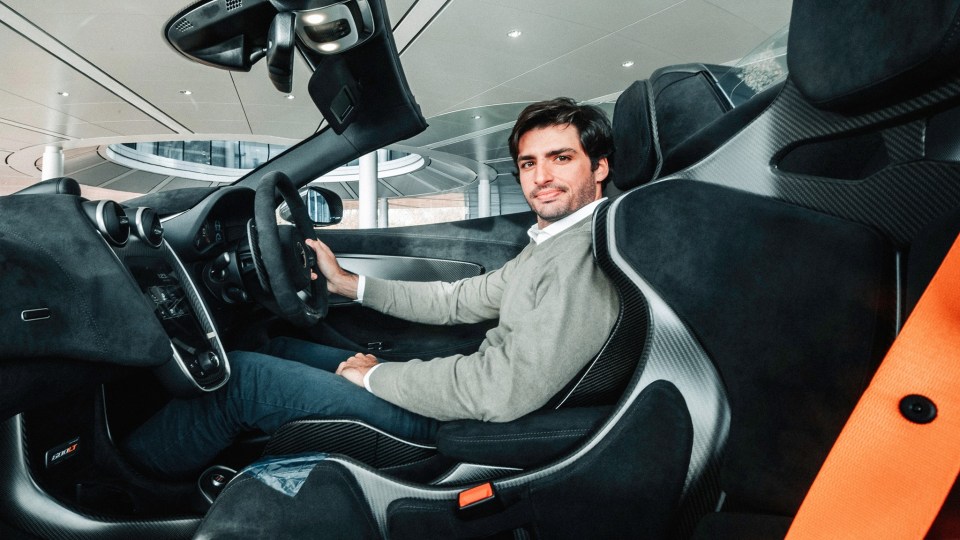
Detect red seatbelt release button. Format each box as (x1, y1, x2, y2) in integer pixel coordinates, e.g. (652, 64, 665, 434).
(458, 482, 495, 510)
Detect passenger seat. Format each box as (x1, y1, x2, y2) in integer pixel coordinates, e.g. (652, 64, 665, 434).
(607, 63, 781, 197)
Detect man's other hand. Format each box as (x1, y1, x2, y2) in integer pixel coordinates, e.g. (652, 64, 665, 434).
(336, 353, 379, 387)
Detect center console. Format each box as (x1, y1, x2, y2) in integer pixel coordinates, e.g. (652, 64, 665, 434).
(118, 238, 230, 395)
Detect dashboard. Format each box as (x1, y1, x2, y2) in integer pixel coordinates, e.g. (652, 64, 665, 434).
(194, 217, 224, 251)
(164, 187, 254, 263)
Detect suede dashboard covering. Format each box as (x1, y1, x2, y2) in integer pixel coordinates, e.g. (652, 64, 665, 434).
(0, 195, 171, 367)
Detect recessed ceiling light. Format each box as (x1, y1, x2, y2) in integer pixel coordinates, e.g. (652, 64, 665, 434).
(621, 60, 635, 68)
(286, 94, 295, 100)
(319, 42, 340, 52)
(179, 89, 192, 95)
(57, 91, 69, 97)
(472, 115, 482, 120)
(507, 29, 522, 38)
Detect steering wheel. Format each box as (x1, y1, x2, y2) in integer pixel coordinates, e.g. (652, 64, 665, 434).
(249, 171, 328, 326)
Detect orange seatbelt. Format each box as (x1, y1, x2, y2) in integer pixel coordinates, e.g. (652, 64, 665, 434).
(786, 234, 960, 539)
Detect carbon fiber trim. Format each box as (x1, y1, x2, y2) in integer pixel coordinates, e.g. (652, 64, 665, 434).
(263, 419, 435, 469)
(430, 463, 522, 486)
(672, 78, 960, 247)
(600, 196, 730, 536)
(0, 415, 199, 539)
(551, 202, 649, 408)
(162, 238, 231, 391)
(881, 120, 925, 164)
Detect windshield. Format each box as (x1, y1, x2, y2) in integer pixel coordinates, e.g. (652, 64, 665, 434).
(712, 27, 789, 106)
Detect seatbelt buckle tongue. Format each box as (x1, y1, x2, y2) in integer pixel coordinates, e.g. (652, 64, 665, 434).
(458, 482, 501, 519)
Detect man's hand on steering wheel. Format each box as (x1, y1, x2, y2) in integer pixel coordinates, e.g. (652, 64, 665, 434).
(305, 238, 359, 300)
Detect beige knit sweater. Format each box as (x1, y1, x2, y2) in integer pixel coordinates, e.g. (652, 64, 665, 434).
(363, 217, 619, 422)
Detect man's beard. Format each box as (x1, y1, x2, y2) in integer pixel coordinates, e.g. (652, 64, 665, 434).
(528, 182, 597, 224)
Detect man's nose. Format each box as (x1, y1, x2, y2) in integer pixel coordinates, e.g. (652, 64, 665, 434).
(534, 163, 552, 184)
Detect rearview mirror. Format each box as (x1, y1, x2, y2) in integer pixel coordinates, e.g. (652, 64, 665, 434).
(266, 12, 296, 93)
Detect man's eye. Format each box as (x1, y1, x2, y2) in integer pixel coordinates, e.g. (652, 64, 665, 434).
(520, 161, 534, 169)
(556, 155, 570, 162)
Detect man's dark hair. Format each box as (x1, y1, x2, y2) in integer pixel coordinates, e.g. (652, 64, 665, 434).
(508, 97, 614, 177)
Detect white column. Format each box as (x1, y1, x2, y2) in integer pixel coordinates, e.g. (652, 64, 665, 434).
(41, 146, 64, 180)
(478, 175, 491, 218)
(377, 197, 389, 228)
(358, 151, 378, 229)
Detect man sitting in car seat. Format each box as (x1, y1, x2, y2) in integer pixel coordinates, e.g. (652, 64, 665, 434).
(123, 97, 619, 478)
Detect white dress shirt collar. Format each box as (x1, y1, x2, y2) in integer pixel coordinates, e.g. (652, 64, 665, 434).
(527, 198, 606, 245)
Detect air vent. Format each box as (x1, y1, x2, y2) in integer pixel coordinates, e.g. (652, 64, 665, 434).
(175, 18, 194, 32)
(82, 200, 130, 246)
(134, 207, 164, 248)
(225, 0, 242, 11)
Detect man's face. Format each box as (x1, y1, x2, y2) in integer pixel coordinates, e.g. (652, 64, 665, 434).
(516, 123, 608, 229)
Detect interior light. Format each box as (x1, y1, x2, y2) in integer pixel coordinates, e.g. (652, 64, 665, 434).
(507, 29, 522, 38)
(302, 12, 328, 25)
(179, 89, 193, 95)
(319, 42, 340, 52)
(286, 94, 295, 100)
(57, 91, 69, 97)
(472, 115, 482, 120)
(621, 60, 635, 68)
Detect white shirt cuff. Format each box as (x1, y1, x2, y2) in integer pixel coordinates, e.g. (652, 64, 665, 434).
(362, 362, 381, 393)
(356, 275, 366, 302)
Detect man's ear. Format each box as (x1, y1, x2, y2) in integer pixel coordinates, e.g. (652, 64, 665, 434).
(594, 157, 609, 184)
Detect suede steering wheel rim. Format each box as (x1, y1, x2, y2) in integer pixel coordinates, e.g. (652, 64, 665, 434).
(253, 171, 328, 326)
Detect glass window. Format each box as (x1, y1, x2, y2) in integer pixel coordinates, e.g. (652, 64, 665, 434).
(157, 141, 184, 161)
(240, 142, 270, 169)
(209, 141, 228, 168)
(135, 142, 157, 154)
(268, 144, 290, 160)
(184, 141, 211, 165)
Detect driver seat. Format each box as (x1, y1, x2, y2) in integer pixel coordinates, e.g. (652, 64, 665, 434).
(242, 74, 676, 485)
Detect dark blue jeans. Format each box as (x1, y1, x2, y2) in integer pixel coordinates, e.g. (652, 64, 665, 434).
(122, 337, 441, 478)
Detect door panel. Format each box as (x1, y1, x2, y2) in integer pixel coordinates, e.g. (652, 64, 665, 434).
(310, 212, 534, 359)
(317, 212, 533, 270)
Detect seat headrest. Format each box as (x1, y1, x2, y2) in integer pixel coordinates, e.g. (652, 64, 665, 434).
(649, 63, 731, 158)
(12, 177, 81, 196)
(609, 80, 659, 191)
(788, 0, 960, 113)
